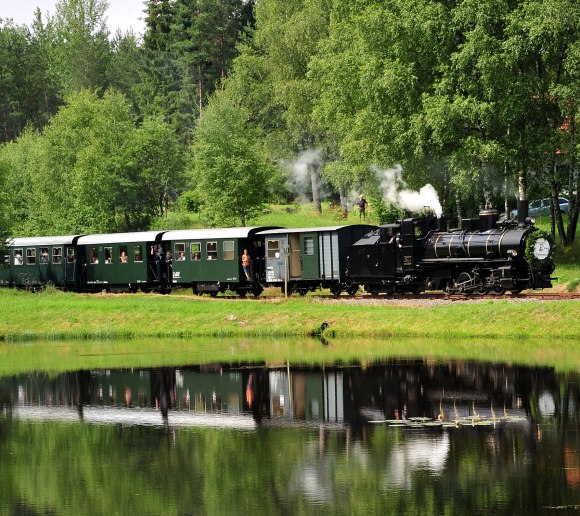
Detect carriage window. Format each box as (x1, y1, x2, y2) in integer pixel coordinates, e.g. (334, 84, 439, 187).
(134, 245, 143, 262)
(174, 243, 186, 261)
(303, 237, 314, 256)
(223, 241, 234, 260)
(206, 242, 217, 260)
(67, 248, 75, 263)
(267, 240, 280, 259)
(104, 247, 113, 264)
(14, 249, 23, 265)
(26, 248, 36, 265)
(53, 247, 63, 264)
(90, 248, 99, 264)
(119, 246, 129, 263)
(40, 248, 49, 264)
(191, 242, 201, 261)
(1, 249, 8, 267)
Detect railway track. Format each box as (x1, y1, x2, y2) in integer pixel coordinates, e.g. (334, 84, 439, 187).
(191, 291, 580, 301)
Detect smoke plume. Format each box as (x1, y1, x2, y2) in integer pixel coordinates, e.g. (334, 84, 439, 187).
(287, 149, 325, 203)
(375, 165, 443, 217)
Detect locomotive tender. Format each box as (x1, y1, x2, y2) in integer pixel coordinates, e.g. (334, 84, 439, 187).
(0, 210, 554, 296)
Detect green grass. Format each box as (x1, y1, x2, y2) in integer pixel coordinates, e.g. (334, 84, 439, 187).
(1, 287, 580, 342)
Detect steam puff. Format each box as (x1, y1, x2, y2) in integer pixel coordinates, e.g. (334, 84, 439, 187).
(375, 165, 442, 217)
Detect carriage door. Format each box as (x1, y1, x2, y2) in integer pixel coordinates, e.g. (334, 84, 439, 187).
(65, 246, 77, 285)
(300, 233, 319, 280)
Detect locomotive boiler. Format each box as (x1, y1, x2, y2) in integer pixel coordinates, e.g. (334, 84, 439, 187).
(347, 209, 555, 295)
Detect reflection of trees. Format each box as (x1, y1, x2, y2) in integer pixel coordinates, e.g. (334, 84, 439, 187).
(0, 362, 578, 514)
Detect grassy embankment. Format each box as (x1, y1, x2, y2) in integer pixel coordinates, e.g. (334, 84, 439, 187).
(1, 286, 580, 342)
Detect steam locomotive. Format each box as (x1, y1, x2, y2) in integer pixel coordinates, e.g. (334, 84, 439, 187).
(347, 209, 555, 295)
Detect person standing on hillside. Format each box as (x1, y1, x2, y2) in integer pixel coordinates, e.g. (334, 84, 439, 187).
(355, 194, 369, 219)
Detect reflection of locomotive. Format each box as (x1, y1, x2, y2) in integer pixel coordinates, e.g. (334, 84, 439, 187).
(348, 209, 555, 295)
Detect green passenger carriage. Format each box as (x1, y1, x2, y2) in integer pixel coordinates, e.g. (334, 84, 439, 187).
(1, 235, 83, 289)
(162, 227, 274, 297)
(76, 231, 167, 292)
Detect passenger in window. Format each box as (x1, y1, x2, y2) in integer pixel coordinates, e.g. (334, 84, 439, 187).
(178, 251, 186, 261)
(91, 252, 99, 264)
(120, 251, 129, 263)
(15, 253, 23, 265)
(40, 249, 49, 263)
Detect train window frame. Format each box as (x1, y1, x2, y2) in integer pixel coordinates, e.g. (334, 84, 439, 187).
(267, 239, 280, 259)
(1, 249, 8, 266)
(90, 247, 99, 264)
(206, 242, 217, 260)
(104, 247, 113, 264)
(14, 249, 24, 266)
(174, 243, 186, 261)
(26, 248, 36, 265)
(134, 245, 143, 263)
(67, 248, 75, 263)
(119, 246, 129, 263)
(40, 247, 49, 265)
(53, 247, 63, 264)
(191, 242, 201, 261)
(223, 241, 234, 261)
(303, 237, 314, 256)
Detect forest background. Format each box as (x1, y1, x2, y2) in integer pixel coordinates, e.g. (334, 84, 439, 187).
(1, 0, 580, 247)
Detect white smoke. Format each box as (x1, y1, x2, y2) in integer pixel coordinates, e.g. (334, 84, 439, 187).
(287, 149, 325, 203)
(375, 164, 443, 217)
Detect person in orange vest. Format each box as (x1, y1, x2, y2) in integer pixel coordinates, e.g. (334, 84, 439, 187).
(241, 249, 251, 281)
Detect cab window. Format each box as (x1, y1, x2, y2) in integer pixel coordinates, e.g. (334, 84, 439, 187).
(26, 248, 36, 265)
(206, 242, 217, 260)
(53, 247, 63, 264)
(191, 242, 201, 261)
(223, 241, 234, 260)
(267, 240, 280, 259)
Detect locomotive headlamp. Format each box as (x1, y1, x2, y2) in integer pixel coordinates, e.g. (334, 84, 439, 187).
(508, 249, 518, 257)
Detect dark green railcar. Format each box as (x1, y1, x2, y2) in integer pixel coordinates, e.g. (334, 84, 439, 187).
(76, 231, 168, 292)
(162, 227, 274, 296)
(2, 235, 83, 289)
(258, 225, 376, 295)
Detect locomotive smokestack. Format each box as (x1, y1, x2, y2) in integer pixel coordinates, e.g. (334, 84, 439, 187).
(517, 199, 529, 226)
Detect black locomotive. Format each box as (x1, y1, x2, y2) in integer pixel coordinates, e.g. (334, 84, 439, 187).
(347, 209, 555, 295)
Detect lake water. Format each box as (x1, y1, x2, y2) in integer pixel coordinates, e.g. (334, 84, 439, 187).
(0, 358, 579, 515)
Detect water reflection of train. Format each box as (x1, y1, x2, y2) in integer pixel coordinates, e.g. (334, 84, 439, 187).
(1, 361, 577, 433)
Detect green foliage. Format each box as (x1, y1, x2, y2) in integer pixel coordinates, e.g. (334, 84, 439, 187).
(190, 93, 272, 226)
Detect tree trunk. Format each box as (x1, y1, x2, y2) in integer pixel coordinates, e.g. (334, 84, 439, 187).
(566, 115, 578, 244)
(339, 190, 349, 219)
(503, 163, 509, 217)
(309, 162, 321, 215)
(481, 160, 493, 209)
(455, 189, 463, 228)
